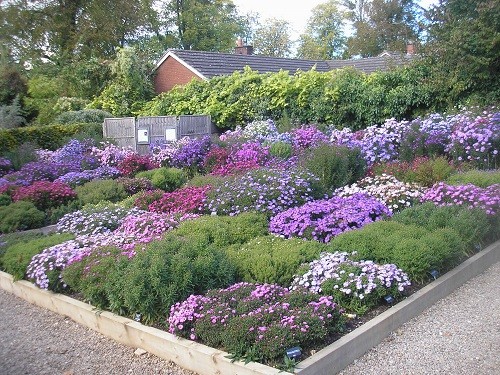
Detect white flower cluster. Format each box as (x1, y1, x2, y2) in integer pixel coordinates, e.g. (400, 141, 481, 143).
(335, 174, 426, 213)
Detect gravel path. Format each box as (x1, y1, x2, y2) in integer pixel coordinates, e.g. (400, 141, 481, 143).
(1, 261, 499, 375)
(0, 289, 196, 375)
(339, 260, 500, 375)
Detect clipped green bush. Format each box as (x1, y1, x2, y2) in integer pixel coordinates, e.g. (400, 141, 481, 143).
(0, 194, 11, 206)
(186, 174, 224, 187)
(136, 167, 187, 192)
(75, 179, 128, 206)
(269, 141, 293, 159)
(446, 169, 500, 188)
(392, 203, 491, 250)
(328, 215, 478, 283)
(106, 235, 236, 323)
(299, 143, 365, 192)
(170, 212, 269, 248)
(0, 201, 46, 233)
(0, 122, 102, 154)
(2, 233, 74, 280)
(371, 157, 456, 187)
(62, 246, 127, 308)
(226, 235, 326, 285)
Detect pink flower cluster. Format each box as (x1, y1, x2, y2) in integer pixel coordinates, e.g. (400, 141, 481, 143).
(12, 180, 77, 210)
(422, 182, 500, 215)
(149, 185, 210, 214)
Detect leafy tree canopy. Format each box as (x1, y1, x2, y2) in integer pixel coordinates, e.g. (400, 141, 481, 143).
(297, 0, 348, 59)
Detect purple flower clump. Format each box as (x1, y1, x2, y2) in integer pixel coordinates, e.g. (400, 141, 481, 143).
(171, 136, 211, 170)
(55, 166, 121, 187)
(206, 167, 319, 216)
(291, 125, 329, 150)
(269, 193, 392, 243)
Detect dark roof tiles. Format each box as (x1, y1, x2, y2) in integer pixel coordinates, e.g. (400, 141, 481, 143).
(156, 49, 415, 78)
(169, 49, 331, 78)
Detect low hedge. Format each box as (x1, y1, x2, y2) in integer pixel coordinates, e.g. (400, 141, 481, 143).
(446, 169, 500, 188)
(0, 122, 102, 154)
(327, 220, 464, 283)
(171, 212, 269, 248)
(0, 201, 46, 233)
(328, 204, 496, 282)
(1, 233, 74, 280)
(135, 167, 187, 192)
(226, 235, 326, 286)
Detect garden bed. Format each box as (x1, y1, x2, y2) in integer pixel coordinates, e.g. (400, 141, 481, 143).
(1, 239, 498, 375)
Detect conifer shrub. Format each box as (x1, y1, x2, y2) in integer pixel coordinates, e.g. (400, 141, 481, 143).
(226, 235, 326, 285)
(0, 201, 46, 233)
(75, 179, 128, 206)
(2, 233, 74, 280)
(298, 143, 366, 191)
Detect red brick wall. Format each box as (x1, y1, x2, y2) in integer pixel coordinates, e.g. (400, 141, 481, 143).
(154, 57, 202, 94)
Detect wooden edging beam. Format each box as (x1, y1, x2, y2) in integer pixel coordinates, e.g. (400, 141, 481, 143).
(1, 240, 499, 375)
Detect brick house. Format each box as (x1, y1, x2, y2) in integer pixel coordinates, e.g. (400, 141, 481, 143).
(153, 42, 415, 94)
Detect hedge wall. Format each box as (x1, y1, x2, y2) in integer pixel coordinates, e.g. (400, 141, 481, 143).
(0, 122, 102, 154)
(140, 64, 436, 130)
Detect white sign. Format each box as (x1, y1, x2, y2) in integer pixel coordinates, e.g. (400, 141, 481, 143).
(138, 129, 149, 143)
(165, 128, 177, 141)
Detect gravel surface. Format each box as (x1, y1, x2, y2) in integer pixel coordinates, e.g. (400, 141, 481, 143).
(339, 261, 500, 375)
(0, 289, 197, 375)
(1, 262, 498, 375)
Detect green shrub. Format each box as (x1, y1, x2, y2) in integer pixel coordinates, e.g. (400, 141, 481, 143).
(370, 156, 455, 187)
(328, 218, 472, 283)
(54, 109, 113, 125)
(2, 233, 74, 280)
(136, 167, 186, 192)
(0, 201, 46, 233)
(186, 174, 224, 187)
(75, 179, 128, 206)
(446, 169, 500, 188)
(327, 221, 416, 260)
(0, 122, 102, 154)
(299, 144, 365, 192)
(392, 203, 491, 250)
(171, 212, 269, 248)
(62, 246, 127, 308)
(226, 236, 326, 285)
(0, 194, 11, 206)
(2, 141, 38, 169)
(269, 141, 293, 159)
(106, 236, 236, 324)
(45, 200, 82, 225)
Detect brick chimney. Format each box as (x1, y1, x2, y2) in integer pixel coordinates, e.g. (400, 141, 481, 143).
(406, 41, 416, 55)
(234, 37, 253, 55)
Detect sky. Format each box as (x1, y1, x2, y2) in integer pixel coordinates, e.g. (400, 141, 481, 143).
(232, 0, 439, 42)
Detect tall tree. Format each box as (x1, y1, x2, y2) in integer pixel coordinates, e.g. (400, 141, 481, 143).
(163, 0, 245, 51)
(0, 0, 157, 66)
(345, 0, 423, 57)
(297, 0, 347, 59)
(253, 18, 293, 57)
(423, 0, 500, 105)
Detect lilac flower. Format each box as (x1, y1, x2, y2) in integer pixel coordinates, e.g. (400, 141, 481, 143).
(205, 167, 320, 216)
(269, 193, 391, 243)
